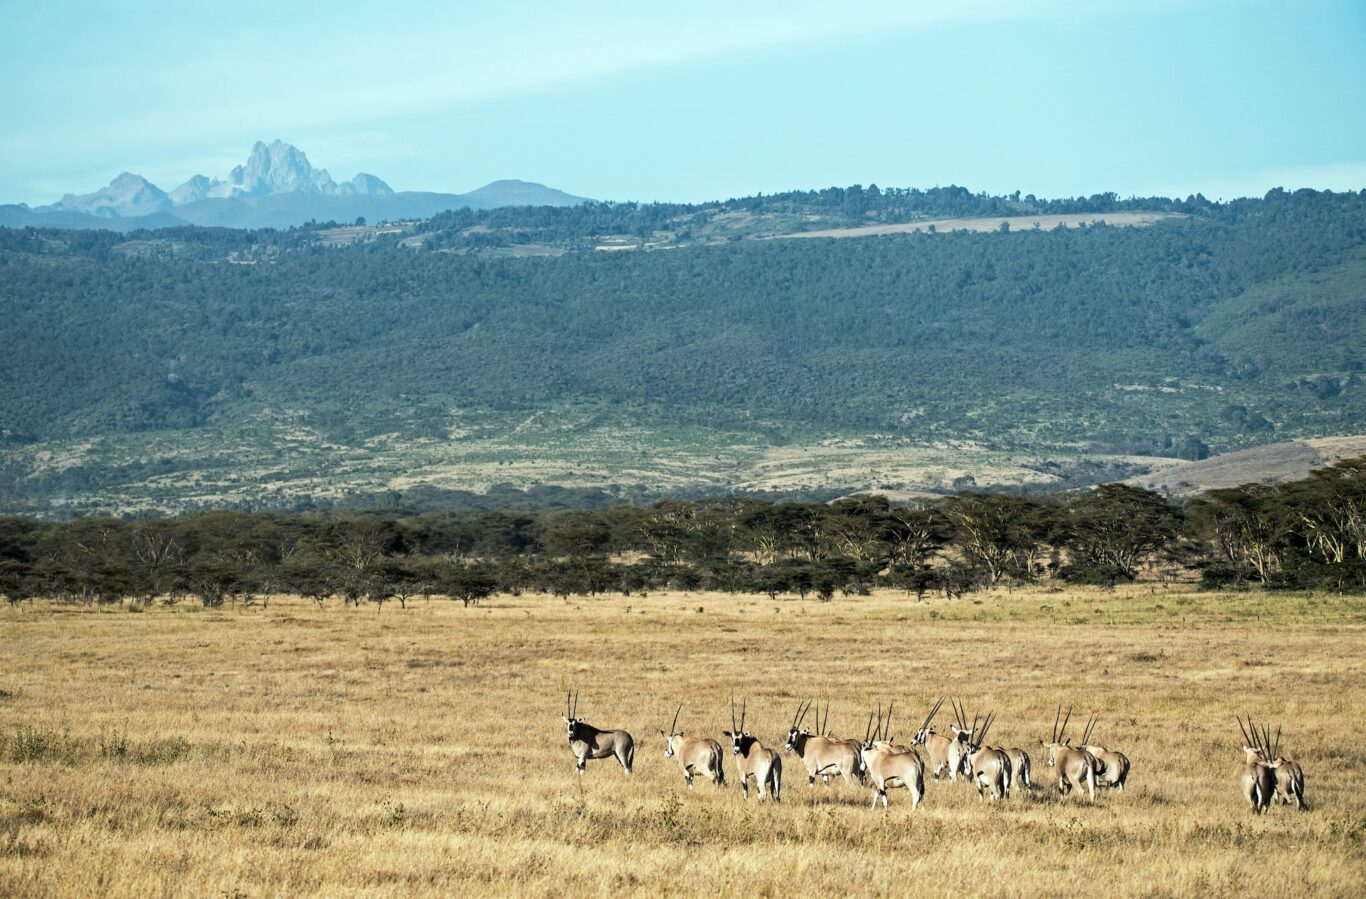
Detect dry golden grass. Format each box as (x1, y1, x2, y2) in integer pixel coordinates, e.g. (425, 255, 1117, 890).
(2, 585, 1364, 897)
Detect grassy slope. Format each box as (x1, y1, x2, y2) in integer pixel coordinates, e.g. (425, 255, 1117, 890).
(4, 202, 1365, 514)
(2, 586, 1364, 897)
(1129, 435, 1366, 495)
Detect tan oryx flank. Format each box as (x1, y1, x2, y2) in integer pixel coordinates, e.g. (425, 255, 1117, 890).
(1237, 716, 1277, 814)
(1079, 714, 1131, 791)
(1041, 706, 1098, 801)
(1242, 716, 1307, 811)
(859, 702, 925, 810)
(724, 697, 782, 802)
(660, 704, 726, 789)
(958, 705, 1012, 801)
(563, 691, 635, 775)
(911, 697, 970, 782)
(1004, 746, 1033, 790)
(784, 699, 865, 787)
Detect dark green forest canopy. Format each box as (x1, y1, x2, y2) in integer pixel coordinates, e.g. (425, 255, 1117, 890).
(1, 187, 1362, 453)
(0, 183, 1361, 519)
(2, 459, 1363, 603)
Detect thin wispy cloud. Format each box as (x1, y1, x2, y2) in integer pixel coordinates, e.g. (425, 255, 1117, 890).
(0, 0, 1358, 203)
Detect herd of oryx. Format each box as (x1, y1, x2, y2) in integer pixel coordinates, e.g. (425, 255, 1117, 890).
(563, 693, 1309, 813)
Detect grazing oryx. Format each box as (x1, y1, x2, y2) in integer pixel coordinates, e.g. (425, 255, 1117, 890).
(1041, 706, 1098, 801)
(1244, 717, 1306, 811)
(1079, 714, 1131, 791)
(1237, 716, 1276, 814)
(660, 704, 725, 789)
(724, 697, 782, 802)
(785, 699, 865, 787)
(912, 697, 970, 782)
(563, 691, 635, 775)
(859, 703, 925, 810)
(960, 708, 1012, 801)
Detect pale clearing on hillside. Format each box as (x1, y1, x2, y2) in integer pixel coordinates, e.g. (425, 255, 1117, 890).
(774, 211, 1178, 240)
(2, 586, 1363, 897)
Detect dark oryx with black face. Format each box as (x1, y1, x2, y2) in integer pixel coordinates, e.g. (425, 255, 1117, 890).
(660, 704, 726, 788)
(784, 699, 865, 787)
(724, 697, 782, 801)
(563, 691, 634, 775)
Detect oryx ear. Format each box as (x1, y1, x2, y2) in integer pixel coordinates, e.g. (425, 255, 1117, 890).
(563, 717, 571, 723)
(723, 730, 733, 737)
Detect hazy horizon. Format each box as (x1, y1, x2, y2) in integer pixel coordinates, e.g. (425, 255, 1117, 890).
(2, 0, 1363, 207)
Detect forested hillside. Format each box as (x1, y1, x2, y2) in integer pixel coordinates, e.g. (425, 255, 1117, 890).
(0, 186, 1362, 514)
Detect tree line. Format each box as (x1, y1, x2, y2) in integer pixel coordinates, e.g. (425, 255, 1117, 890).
(1, 460, 1360, 608)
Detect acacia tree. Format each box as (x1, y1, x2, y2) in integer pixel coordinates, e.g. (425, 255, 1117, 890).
(1061, 484, 1182, 580)
(444, 565, 497, 607)
(940, 493, 1051, 585)
(1189, 486, 1290, 582)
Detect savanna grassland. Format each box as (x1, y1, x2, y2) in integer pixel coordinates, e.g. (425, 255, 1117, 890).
(2, 586, 1364, 897)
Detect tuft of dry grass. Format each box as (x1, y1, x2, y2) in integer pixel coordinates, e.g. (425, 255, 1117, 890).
(2, 585, 1364, 897)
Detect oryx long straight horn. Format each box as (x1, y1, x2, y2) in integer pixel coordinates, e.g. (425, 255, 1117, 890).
(785, 698, 864, 787)
(860, 704, 925, 810)
(1078, 715, 1130, 792)
(563, 692, 634, 776)
(725, 697, 781, 801)
(914, 697, 969, 783)
(1043, 706, 1097, 801)
(661, 703, 725, 789)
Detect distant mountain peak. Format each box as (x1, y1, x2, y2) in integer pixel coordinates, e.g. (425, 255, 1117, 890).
(20, 140, 582, 227)
(210, 139, 332, 199)
(48, 172, 170, 219)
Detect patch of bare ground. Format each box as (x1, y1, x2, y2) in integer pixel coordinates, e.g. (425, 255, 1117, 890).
(773, 211, 1178, 240)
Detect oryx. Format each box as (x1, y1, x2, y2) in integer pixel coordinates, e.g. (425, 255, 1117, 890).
(1237, 716, 1276, 814)
(724, 697, 782, 801)
(1004, 746, 1033, 790)
(1243, 716, 1306, 811)
(959, 707, 1011, 801)
(784, 699, 865, 787)
(1041, 705, 1098, 801)
(563, 691, 634, 775)
(859, 702, 925, 810)
(1079, 714, 1131, 791)
(911, 697, 970, 782)
(660, 703, 725, 789)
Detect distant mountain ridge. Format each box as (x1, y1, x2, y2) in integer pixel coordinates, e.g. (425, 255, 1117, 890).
(4, 140, 588, 230)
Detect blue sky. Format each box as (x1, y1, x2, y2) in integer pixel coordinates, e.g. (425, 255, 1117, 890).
(1, 0, 1363, 205)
